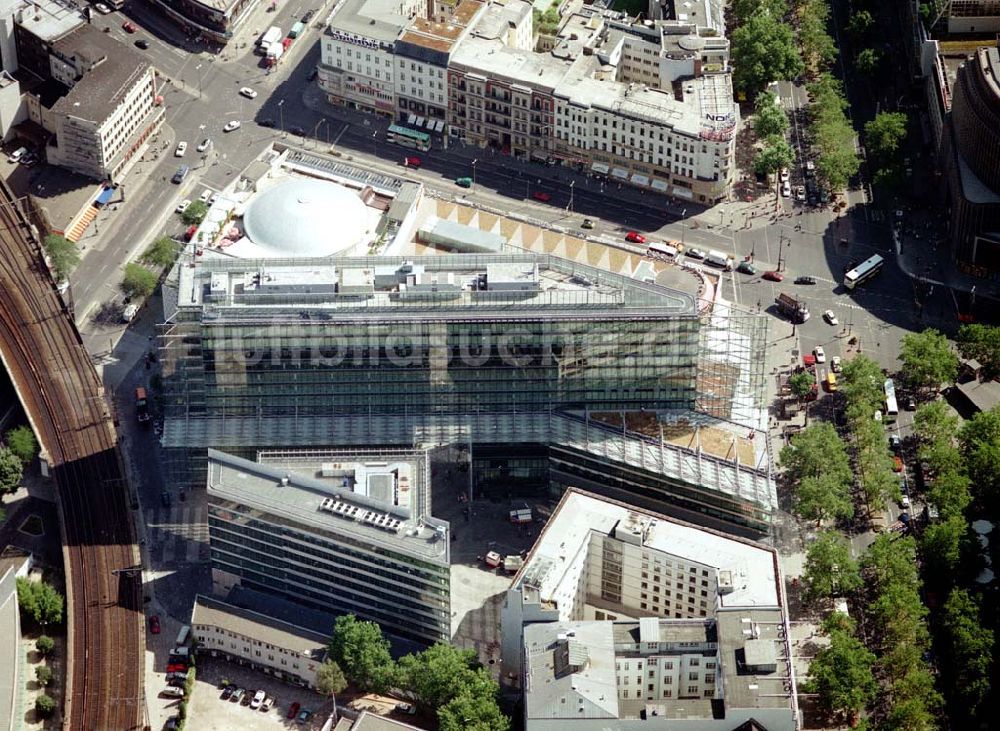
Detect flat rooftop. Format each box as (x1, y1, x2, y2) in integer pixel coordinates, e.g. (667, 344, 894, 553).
(327, 0, 412, 45)
(177, 254, 697, 319)
(513, 490, 781, 611)
(398, 0, 483, 53)
(191, 594, 329, 660)
(206, 448, 449, 564)
(14, 0, 84, 42)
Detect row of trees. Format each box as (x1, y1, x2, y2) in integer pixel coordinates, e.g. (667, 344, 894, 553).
(806, 73, 861, 192)
(325, 615, 509, 730)
(841, 355, 899, 512)
(730, 0, 802, 98)
(34, 635, 58, 718)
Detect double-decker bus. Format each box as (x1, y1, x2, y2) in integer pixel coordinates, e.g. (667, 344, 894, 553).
(844, 254, 884, 289)
(386, 124, 431, 152)
(883, 378, 898, 422)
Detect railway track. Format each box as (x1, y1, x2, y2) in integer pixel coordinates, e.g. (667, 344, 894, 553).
(0, 180, 143, 730)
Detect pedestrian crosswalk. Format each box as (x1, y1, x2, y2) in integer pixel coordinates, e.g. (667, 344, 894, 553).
(144, 505, 210, 567)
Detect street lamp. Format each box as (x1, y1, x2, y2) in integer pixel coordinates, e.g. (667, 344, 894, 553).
(568, 180, 575, 213)
(471, 158, 478, 191)
(277, 99, 285, 136)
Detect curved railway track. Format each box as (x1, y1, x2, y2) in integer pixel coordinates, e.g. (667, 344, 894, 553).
(0, 181, 143, 730)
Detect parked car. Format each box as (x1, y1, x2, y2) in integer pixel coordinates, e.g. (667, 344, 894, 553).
(161, 686, 185, 698)
(794, 185, 806, 201)
(531, 191, 551, 202)
(223, 120, 241, 132)
(804, 160, 815, 177)
(684, 247, 705, 260)
(781, 180, 791, 197)
(174, 141, 187, 157)
(794, 275, 816, 285)
(164, 717, 179, 731)
(148, 615, 160, 634)
(823, 309, 839, 325)
(297, 709, 313, 724)
(581, 218, 595, 229)
(135, 39, 149, 50)
(221, 685, 235, 700)
(199, 189, 212, 204)
(779, 167, 789, 183)
(395, 703, 417, 715)
(259, 118, 276, 128)
(251, 690, 266, 709)
(94, 3, 112, 13)
(889, 434, 902, 452)
(261, 696, 273, 712)
(403, 156, 421, 168)
(175, 199, 191, 214)
(900, 492, 911, 509)
(830, 355, 842, 373)
(302, 9, 315, 21)
(196, 138, 212, 153)
(239, 87, 258, 99)
(287, 702, 301, 719)
(763, 270, 784, 282)
(736, 261, 757, 275)
(166, 663, 187, 673)
(230, 687, 245, 703)
(625, 231, 646, 244)
(289, 125, 305, 136)
(8, 146, 28, 163)
(455, 176, 473, 188)
(892, 456, 904, 473)
(171, 165, 189, 184)
(905, 396, 916, 411)
(122, 21, 137, 33)
(814, 346, 826, 363)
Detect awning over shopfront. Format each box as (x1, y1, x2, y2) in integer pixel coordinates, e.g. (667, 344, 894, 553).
(591, 162, 610, 174)
(651, 179, 670, 192)
(611, 167, 629, 179)
(631, 173, 650, 186)
(673, 187, 694, 200)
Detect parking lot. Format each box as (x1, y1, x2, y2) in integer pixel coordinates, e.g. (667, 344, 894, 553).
(182, 656, 331, 730)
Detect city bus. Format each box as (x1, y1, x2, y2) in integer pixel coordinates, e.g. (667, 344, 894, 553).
(386, 124, 431, 152)
(844, 254, 884, 289)
(883, 379, 898, 422)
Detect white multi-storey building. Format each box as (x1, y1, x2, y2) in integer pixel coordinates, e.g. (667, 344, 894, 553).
(504, 489, 797, 730)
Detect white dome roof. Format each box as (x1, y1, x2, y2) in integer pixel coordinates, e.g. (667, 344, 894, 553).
(243, 179, 369, 258)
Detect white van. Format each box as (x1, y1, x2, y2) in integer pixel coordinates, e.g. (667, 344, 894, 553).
(122, 303, 138, 322)
(705, 250, 733, 271)
(8, 147, 28, 163)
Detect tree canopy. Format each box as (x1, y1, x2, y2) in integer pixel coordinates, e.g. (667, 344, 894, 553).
(142, 236, 181, 269)
(940, 588, 994, 719)
(15, 578, 64, 627)
(840, 355, 884, 410)
(121, 263, 158, 300)
(780, 423, 852, 483)
(439, 691, 511, 731)
(42, 233, 80, 283)
(731, 13, 803, 97)
(181, 200, 208, 226)
(865, 112, 908, 162)
(959, 406, 1000, 511)
(806, 73, 860, 190)
(328, 614, 395, 693)
(753, 135, 795, 175)
(788, 371, 815, 400)
(802, 531, 862, 601)
(753, 92, 789, 139)
(898, 328, 958, 391)
(0, 446, 23, 500)
(957, 324, 1000, 379)
(315, 659, 348, 696)
(5, 426, 38, 465)
(804, 625, 878, 718)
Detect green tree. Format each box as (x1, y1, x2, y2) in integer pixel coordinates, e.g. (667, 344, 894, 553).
(35, 694, 56, 718)
(799, 5, 837, 69)
(899, 328, 958, 389)
(913, 401, 959, 453)
(181, 200, 208, 226)
(439, 691, 510, 731)
(788, 371, 815, 400)
(959, 406, 1000, 509)
(862, 534, 920, 589)
(42, 234, 80, 282)
(328, 614, 395, 693)
(36, 635, 55, 657)
(397, 643, 481, 709)
(865, 112, 908, 162)
(926, 470, 971, 519)
(753, 92, 789, 139)
(840, 355, 884, 410)
(731, 13, 803, 96)
(15, 579, 64, 628)
(801, 531, 862, 601)
(753, 135, 795, 176)
(5, 426, 38, 465)
(883, 696, 937, 731)
(315, 659, 347, 697)
(35, 665, 53, 687)
(142, 236, 181, 269)
(921, 515, 967, 580)
(795, 473, 855, 525)
(804, 627, 878, 719)
(0, 446, 24, 500)
(847, 10, 875, 37)
(856, 48, 882, 75)
(957, 324, 1000, 378)
(779, 423, 852, 484)
(732, 0, 787, 22)
(940, 588, 994, 718)
(816, 141, 861, 192)
(120, 263, 158, 300)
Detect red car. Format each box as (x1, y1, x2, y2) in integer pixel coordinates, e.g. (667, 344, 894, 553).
(403, 156, 421, 168)
(166, 664, 187, 673)
(531, 191, 551, 202)
(122, 21, 137, 33)
(148, 615, 160, 634)
(287, 702, 301, 719)
(892, 456, 904, 473)
(625, 231, 646, 244)
(763, 270, 784, 282)
(803, 353, 817, 368)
